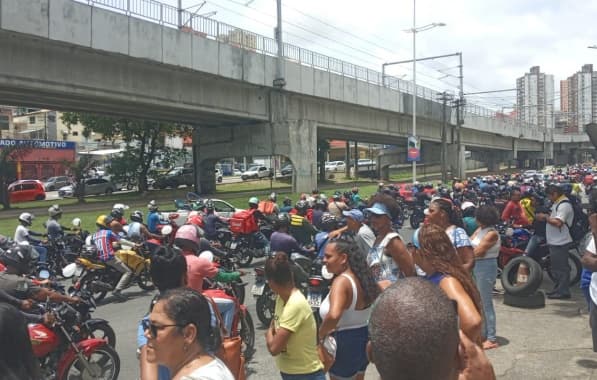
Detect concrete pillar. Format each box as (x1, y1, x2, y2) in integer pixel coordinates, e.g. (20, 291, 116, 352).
(486, 154, 500, 172)
(287, 120, 317, 193)
(447, 143, 466, 179)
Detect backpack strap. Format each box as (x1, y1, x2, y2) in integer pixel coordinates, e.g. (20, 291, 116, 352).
(555, 199, 573, 230)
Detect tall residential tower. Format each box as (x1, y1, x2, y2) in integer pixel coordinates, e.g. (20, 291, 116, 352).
(516, 66, 555, 129)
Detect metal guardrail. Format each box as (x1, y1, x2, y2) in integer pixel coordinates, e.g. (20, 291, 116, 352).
(75, 0, 582, 141)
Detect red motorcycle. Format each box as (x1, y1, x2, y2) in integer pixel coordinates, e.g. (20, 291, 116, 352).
(29, 301, 120, 379)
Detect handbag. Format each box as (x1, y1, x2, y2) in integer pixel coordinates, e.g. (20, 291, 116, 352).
(317, 335, 337, 373)
(205, 296, 246, 380)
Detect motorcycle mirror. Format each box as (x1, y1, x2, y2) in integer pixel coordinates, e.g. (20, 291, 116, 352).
(321, 265, 334, 280)
(62, 263, 77, 278)
(161, 225, 173, 236)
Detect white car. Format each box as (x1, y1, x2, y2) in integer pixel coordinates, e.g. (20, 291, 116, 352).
(241, 165, 272, 180)
(325, 161, 346, 172)
(160, 198, 241, 226)
(523, 170, 539, 178)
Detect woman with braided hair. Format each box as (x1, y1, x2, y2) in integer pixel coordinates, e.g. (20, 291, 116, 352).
(425, 197, 475, 272)
(411, 223, 483, 344)
(319, 234, 381, 380)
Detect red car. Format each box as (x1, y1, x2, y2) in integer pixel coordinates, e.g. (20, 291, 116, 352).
(8, 180, 46, 203)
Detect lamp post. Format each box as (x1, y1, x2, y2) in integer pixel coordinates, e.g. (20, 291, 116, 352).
(404, 0, 445, 183)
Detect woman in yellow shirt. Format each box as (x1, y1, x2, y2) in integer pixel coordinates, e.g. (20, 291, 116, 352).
(264, 252, 325, 380)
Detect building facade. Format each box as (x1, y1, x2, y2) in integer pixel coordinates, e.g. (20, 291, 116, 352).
(562, 64, 597, 133)
(516, 66, 555, 129)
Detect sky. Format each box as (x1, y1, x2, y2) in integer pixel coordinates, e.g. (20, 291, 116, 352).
(163, 0, 597, 110)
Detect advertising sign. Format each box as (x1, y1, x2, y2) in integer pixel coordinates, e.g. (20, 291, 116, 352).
(407, 136, 420, 162)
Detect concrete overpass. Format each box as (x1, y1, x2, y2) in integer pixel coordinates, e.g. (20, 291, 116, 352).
(0, 0, 585, 192)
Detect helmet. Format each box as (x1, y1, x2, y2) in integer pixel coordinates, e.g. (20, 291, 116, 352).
(319, 212, 338, 232)
(0, 245, 38, 275)
(174, 224, 203, 251)
(205, 199, 215, 212)
(269, 192, 277, 202)
(283, 197, 292, 207)
(110, 208, 123, 220)
(187, 211, 204, 227)
(113, 203, 128, 214)
(147, 200, 159, 212)
(72, 218, 82, 228)
(295, 200, 309, 213)
(18, 213, 34, 226)
(130, 210, 144, 223)
(248, 197, 259, 206)
(48, 205, 62, 218)
(95, 215, 113, 229)
(199, 250, 214, 262)
(273, 213, 290, 230)
(332, 191, 341, 201)
(315, 198, 327, 210)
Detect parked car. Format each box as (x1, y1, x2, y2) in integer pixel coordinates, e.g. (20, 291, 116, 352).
(215, 169, 223, 183)
(8, 180, 46, 203)
(241, 165, 272, 180)
(58, 177, 116, 197)
(162, 198, 241, 226)
(43, 176, 71, 191)
(357, 159, 375, 167)
(325, 161, 346, 172)
(280, 164, 293, 176)
(153, 167, 194, 189)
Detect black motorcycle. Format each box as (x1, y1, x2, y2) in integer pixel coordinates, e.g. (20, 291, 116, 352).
(252, 251, 313, 326)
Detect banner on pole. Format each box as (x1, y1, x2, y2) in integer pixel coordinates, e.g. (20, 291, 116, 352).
(407, 136, 420, 162)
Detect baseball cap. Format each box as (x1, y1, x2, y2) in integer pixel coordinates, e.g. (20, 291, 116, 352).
(364, 202, 391, 217)
(342, 209, 364, 223)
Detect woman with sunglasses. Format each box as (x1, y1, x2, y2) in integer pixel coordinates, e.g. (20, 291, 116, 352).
(364, 194, 415, 289)
(319, 235, 381, 380)
(411, 224, 483, 344)
(264, 251, 324, 380)
(143, 287, 234, 380)
(425, 198, 475, 272)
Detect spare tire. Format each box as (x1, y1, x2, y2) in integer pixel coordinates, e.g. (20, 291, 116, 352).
(503, 290, 546, 309)
(501, 256, 543, 296)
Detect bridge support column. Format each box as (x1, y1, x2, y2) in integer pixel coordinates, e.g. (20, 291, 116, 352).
(287, 120, 318, 193)
(447, 143, 466, 179)
(486, 154, 500, 172)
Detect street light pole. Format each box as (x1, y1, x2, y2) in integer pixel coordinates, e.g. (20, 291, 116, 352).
(273, 0, 286, 87)
(412, 0, 417, 184)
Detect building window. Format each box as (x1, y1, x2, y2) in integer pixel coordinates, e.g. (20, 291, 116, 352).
(72, 131, 79, 136)
(47, 115, 56, 122)
(29, 116, 36, 124)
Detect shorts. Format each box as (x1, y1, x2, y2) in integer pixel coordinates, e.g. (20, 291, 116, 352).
(329, 326, 369, 379)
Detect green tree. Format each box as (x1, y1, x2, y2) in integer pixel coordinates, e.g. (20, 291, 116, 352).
(62, 154, 96, 204)
(61, 113, 191, 194)
(0, 145, 32, 210)
(317, 139, 330, 183)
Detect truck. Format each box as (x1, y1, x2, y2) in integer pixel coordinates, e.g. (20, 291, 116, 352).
(241, 165, 272, 180)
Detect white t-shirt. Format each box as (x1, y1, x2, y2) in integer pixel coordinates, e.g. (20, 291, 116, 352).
(546, 198, 573, 246)
(588, 237, 597, 305)
(14, 225, 29, 244)
(180, 358, 235, 380)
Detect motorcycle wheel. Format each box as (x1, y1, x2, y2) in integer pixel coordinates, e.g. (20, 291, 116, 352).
(546, 251, 582, 287)
(80, 273, 108, 303)
(410, 212, 424, 229)
(63, 344, 120, 380)
(232, 281, 246, 305)
(237, 250, 253, 267)
(255, 286, 276, 326)
(240, 311, 255, 360)
(137, 266, 155, 291)
(83, 321, 117, 348)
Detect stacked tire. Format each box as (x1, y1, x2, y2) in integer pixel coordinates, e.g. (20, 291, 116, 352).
(500, 256, 545, 308)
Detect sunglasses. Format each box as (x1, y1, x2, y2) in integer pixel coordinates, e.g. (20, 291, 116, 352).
(142, 318, 184, 338)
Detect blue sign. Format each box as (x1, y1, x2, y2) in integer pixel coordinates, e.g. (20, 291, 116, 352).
(0, 139, 76, 150)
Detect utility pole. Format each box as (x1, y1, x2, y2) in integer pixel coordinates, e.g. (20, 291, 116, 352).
(178, 0, 183, 28)
(437, 91, 453, 184)
(273, 0, 286, 88)
(456, 52, 464, 179)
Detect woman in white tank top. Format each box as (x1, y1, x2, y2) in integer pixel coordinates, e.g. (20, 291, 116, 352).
(318, 235, 380, 380)
(470, 205, 501, 350)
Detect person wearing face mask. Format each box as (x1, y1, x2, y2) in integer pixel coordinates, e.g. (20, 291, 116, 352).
(363, 194, 415, 289)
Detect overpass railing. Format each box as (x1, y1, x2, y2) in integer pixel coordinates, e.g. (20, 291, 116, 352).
(78, 0, 552, 135)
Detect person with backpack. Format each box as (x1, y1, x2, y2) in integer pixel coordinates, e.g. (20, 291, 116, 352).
(535, 184, 575, 299)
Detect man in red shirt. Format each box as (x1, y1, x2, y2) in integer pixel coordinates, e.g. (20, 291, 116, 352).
(501, 188, 530, 227)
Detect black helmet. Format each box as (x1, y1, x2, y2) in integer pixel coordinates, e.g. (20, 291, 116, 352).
(315, 198, 328, 210)
(295, 200, 309, 213)
(283, 197, 292, 207)
(0, 245, 38, 275)
(130, 210, 144, 223)
(205, 199, 215, 212)
(273, 213, 290, 230)
(332, 191, 342, 201)
(319, 212, 338, 232)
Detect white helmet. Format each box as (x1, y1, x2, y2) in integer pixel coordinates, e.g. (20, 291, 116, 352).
(461, 201, 476, 211)
(18, 212, 34, 226)
(112, 203, 129, 213)
(147, 200, 158, 212)
(199, 250, 214, 262)
(72, 218, 82, 228)
(48, 204, 63, 218)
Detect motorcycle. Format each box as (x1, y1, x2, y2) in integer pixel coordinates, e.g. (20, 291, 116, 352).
(497, 222, 582, 286)
(306, 257, 332, 328)
(30, 300, 120, 379)
(72, 244, 154, 302)
(252, 251, 313, 326)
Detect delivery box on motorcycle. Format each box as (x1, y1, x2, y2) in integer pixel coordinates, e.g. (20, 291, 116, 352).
(229, 210, 259, 235)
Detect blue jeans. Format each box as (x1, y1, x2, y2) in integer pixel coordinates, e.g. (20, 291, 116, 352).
(474, 258, 497, 342)
(33, 245, 48, 265)
(525, 235, 545, 258)
(280, 370, 326, 380)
